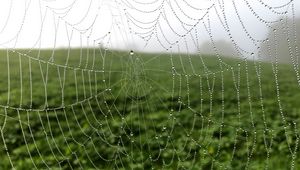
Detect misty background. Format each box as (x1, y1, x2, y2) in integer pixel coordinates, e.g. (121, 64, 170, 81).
(0, 0, 299, 63)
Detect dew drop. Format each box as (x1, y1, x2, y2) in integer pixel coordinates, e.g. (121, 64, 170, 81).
(130, 50, 134, 55)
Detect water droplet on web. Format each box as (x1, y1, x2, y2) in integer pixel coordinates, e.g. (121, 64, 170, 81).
(130, 50, 134, 55)
(130, 132, 133, 136)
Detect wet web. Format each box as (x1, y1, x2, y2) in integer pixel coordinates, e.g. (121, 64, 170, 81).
(0, 0, 299, 169)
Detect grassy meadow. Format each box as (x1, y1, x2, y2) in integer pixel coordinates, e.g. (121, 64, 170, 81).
(0, 48, 300, 169)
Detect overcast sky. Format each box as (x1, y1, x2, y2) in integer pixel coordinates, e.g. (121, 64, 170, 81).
(0, 0, 299, 57)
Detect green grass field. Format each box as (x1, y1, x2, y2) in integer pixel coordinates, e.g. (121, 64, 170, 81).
(0, 48, 300, 169)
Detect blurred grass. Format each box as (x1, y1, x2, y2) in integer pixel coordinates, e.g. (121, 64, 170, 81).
(0, 48, 299, 169)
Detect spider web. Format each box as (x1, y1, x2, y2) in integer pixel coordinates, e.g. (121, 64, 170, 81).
(0, 0, 299, 169)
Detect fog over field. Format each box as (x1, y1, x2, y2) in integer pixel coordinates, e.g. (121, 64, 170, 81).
(0, 0, 299, 58)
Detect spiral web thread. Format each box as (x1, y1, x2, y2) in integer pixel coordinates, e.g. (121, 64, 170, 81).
(0, 0, 299, 169)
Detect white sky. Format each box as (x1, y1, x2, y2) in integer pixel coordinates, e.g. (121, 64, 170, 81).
(0, 0, 299, 55)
